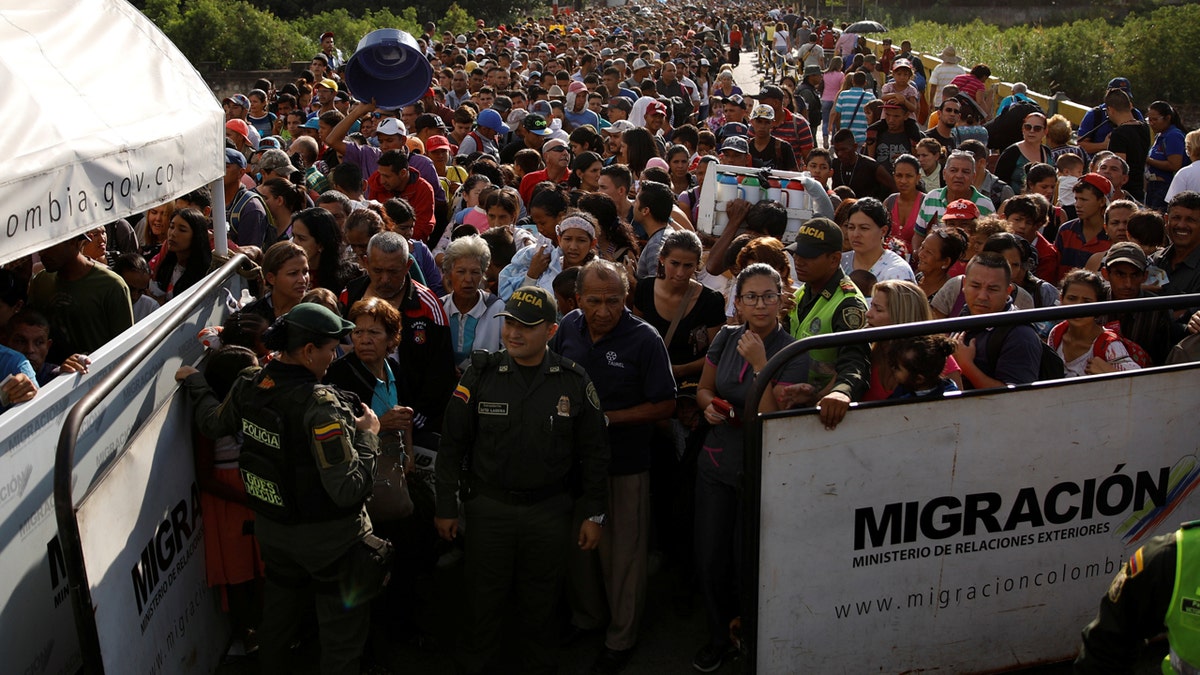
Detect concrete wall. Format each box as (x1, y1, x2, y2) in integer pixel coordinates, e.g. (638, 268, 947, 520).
(200, 62, 309, 101)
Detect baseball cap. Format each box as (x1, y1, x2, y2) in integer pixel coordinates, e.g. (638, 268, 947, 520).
(425, 135, 452, 153)
(377, 117, 406, 136)
(316, 78, 339, 91)
(632, 58, 651, 70)
(414, 113, 446, 133)
(719, 136, 749, 154)
(258, 149, 297, 175)
(284, 303, 355, 338)
(230, 94, 250, 109)
(302, 117, 321, 130)
(1103, 241, 1148, 271)
(523, 113, 552, 135)
(722, 94, 746, 108)
(498, 286, 558, 326)
(492, 95, 513, 113)
(225, 119, 252, 144)
(605, 119, 636, 135)
(718, 122, 749, 141)
(892, 58, 913, 72)
(607, 97, 633, 112)
(543, 137, 569, 152)
(224, 148, 247, 169)
(1107, 77, 1132, 95)
(646, 100, 667, 117)
(548, 85, 566, 99)
(1079, 172, 1114, 199)
(530, 100, 553, 116)
(942, 199, 981, 221)
(750, 104, 775, 121)
(320, 31, 334, 41)
(758, 85, 785, 101)
(477, 108, 511, 134)
(784, 218, 843, 258)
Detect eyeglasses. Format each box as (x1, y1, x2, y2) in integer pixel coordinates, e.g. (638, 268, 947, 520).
(1023, 124, 1045, 132)
(737, 292, 782, 306)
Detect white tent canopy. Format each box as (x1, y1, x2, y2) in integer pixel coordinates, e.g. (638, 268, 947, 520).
(0, 0, 224, 265)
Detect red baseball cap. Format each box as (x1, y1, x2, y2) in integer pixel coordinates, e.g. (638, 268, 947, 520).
(1079, 172, 1114, 199)
(942, 199, 981, 221)
(425, 135, 452, 153)
(646, 100, 667, 117)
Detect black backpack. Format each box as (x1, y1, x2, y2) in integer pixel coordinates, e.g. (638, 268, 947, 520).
(986, 323, 1065, 382)
(985, 99, 1044, 151)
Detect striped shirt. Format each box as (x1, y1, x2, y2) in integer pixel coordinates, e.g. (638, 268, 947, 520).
(913, 186, 996, 237)
(1054, 219, 1110, 279)
(834, 88, 875, 144)
(773, 108, 814, 162)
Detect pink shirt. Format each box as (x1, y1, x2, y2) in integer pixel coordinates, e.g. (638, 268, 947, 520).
(821, 71, 845, 101)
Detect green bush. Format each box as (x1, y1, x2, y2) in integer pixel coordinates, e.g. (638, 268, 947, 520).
(143, 0, 484, 70)
(292, 8, 423, 54)
(891, 4, 1200, 108)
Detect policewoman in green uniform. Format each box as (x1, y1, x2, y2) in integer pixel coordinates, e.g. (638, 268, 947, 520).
(779, 217, 871, 425)
(434, 286, 610, 675)
(1076, 521, 1200, 674)
(176, 303, 388, 675)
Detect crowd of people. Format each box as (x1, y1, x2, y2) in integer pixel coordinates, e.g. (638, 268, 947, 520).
(2, 2, 1200, 674)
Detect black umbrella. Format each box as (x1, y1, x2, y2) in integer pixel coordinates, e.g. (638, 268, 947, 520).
(844, 20, 887, 34)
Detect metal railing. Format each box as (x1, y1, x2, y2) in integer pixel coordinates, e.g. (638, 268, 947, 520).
(52, 253, 246, 674)
(739, 292, 1200, 672)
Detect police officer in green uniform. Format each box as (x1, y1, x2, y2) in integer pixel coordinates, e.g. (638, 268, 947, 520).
(434, 286, 610, 675)
(780, 217, 871, 426)
(175, 303, 388, 675)
(1076, 521, 1200, 674)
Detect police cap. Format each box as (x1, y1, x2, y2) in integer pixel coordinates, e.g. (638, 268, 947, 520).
(284, 303, 355, 338)
(785, 217, 843, 258)
(498, 286, 557, 326)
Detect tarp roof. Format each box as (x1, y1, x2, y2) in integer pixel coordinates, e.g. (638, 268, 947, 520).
(0, 0, 224, 265)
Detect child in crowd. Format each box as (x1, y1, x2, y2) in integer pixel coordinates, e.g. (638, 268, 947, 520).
(1048, 269, 1141, 377)
(885, 334, 960, 399)
(1126, 209, 1169, 289)
(1055, 153, 1085, 221)
(806, 149, 835, 192)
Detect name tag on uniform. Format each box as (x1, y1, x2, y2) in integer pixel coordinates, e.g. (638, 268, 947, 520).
(478, 402, 509, 415)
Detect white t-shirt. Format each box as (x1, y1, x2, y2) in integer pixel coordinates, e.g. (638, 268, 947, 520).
(840, 249, 915, 283)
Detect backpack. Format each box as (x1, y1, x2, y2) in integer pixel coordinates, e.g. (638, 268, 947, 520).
(821, 29, 837, 50)
(985, 99, 1045, 151)
(986, 323, 1066, 382)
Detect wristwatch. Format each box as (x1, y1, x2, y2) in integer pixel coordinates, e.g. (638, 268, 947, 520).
(588, 514, 608, 527)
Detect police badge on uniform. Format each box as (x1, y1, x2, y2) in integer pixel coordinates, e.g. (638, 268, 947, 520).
(808, 317, 821, 334)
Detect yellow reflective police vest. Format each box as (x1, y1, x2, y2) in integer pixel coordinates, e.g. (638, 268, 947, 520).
(1164, 523, 1200, 675)
(790, 277, 862, 390)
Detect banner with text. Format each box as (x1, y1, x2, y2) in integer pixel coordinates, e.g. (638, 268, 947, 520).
(77, 396, 228, 674)
(0, 277, 239, 675)
(756, 367, 1200, 673)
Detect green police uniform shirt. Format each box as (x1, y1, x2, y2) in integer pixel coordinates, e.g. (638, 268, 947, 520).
(434, 349, 610, 520)
(1075, 523, 1200, 673)
(785, 268, 871, 399)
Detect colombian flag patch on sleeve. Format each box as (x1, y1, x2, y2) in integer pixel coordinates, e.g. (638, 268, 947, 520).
(313, 421, 344, 441)
(1128, 547, 1144, 578)
(453, 384, 471, 403)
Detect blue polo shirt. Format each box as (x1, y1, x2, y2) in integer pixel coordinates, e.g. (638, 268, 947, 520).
(550, 308, 676, 475)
